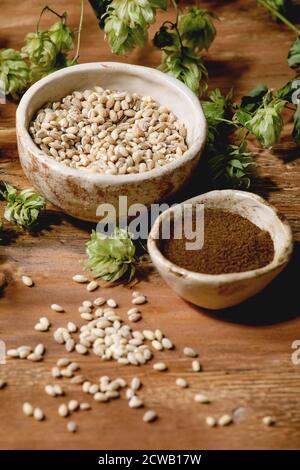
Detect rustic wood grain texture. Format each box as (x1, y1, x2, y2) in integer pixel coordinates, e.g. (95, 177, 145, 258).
(0, 0, 300, 450)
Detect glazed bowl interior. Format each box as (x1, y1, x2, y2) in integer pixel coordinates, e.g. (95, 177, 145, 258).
(149, 190, 293, 283)
(17, 61, 206, 181)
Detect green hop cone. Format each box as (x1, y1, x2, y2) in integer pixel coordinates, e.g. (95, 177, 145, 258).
(22, 31, 58, 69)
(104, 13, 147, 54)
(178, 7, 217, 51)
(0, 182, 46, 229)
(244, 98, 286, 148)
(160, 50, 207, 95)
(85, 227, 137, 283)
(104, 0, 167, 54)
(0, 48, 30, 96)
(48, 19, 74, 53)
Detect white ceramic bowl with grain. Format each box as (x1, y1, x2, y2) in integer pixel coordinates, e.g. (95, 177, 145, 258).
(16, 62, 206, 222)
(147, 190, 293, 310)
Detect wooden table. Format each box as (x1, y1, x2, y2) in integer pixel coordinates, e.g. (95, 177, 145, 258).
(0, 0, 300, 450)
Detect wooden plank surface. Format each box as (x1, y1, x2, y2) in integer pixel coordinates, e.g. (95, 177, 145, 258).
(0, 0, 300, 450)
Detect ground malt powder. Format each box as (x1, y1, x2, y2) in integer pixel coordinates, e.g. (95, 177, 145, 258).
(161, 208, 274, 274)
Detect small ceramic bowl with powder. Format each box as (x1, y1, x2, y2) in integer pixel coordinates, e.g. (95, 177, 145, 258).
(147, 190, 293, 309)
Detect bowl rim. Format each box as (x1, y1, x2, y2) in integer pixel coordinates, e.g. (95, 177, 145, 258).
(16, 61, 207, 184)
(147, 189, 294, 285)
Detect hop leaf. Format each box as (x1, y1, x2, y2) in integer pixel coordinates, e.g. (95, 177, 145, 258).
(208, 141, 256, 189)
(288, 36, 300, 68)
(153, 25, 175, 49)
(22, 31, 58, 69)
(240, 83, 268, 112)
(276, 78, 300, 101)
(85, 227, 137, 283)
(178, 7, 217, 51)
(243, 97, 286, 147)
(48, 19, 74, 53)
(0, 48, 30, 96)
(0, 182, 45, 229)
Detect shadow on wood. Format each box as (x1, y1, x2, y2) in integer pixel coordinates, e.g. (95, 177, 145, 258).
(191, 242, 300, 326)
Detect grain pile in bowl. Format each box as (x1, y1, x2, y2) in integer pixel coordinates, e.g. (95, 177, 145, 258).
(29, 87, 188, 175)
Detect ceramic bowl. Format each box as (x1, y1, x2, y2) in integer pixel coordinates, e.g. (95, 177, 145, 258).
(147, 190, 293, 310)
(16, 62, 206, 222)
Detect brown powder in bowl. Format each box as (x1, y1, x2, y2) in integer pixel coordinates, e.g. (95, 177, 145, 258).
(161, 208, 274, 275)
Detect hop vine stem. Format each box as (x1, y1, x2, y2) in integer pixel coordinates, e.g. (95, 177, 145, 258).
(257, 0, 300, 36)
(36, 5, 65, 33)
(72, 0, 84, 64)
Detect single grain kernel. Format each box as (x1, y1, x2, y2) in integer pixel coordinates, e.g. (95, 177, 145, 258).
(152, 340, 163, 351)
(132, 295, 147, 305)
(67, 421, 77, 433)
(68, 400, 79, 411)
(87, 281, 98, 292)
(162, 337, 173, 350)
(58, 404, 69, 417)
(183, 347, 198, 358)
(94, 297, 106, 306)
(176, 378, 188, 388)
(33, 407, 44, 421)
(218, 414, 233, 426)
(206, 416, 217, 427)
(51, 304, 64, 313)
(107, 298, 118, 308)
(194, 393, 210, 404)
(262, 416, 275, 426)
(80, 402, 91, 411)
(129, 396, 143, 408)
(143, 410, 157, 423)
(23, 402, 33, 416)
(72, 274, 89, 283)
(21, 275, 33, 287)
(153, 362, 168, 371)
(192, 360, 201, 372)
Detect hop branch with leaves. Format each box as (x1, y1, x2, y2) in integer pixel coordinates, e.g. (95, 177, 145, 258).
(89, 0, 217, 96)
(0, 2, 84, 98)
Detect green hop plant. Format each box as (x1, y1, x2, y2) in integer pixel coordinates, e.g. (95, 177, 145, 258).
(85, 227, 137, 283)
(22, 31, 58, 69)
(0, 48, 30, 96)
(178, 7, 217, 51)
